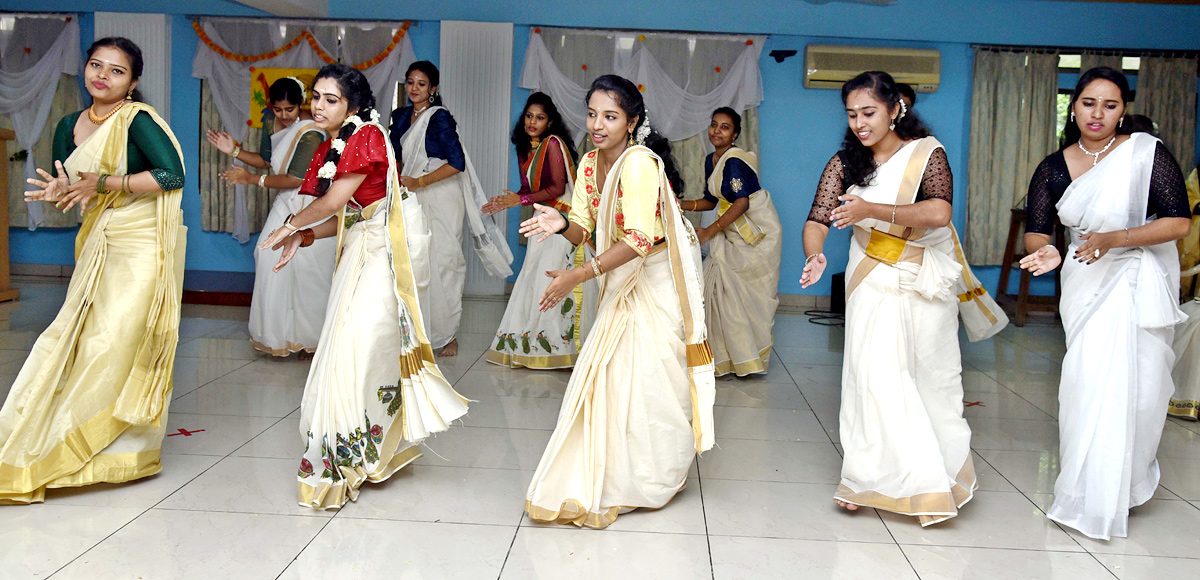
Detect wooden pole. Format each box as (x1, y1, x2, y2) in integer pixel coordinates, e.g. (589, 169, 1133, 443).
(0, 128, 23, 302)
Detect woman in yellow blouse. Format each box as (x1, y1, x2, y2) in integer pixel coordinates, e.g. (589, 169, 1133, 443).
(518, 75, 715, 529)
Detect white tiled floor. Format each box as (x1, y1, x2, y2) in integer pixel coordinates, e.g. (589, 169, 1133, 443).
(2, 279, 1200, 579)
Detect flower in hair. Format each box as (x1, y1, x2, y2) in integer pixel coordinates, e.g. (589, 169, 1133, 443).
(331, 139, 346, 154)
(635, 113, 652, 146)
(369, 109, 380, 124)
(898, 100, 908, 121)
(317, 161, 337, 179)
(286, 76, 308, 103)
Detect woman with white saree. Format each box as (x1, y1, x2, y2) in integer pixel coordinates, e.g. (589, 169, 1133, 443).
(482, 92, 591, 369)
(519, 75, 715, 529)
(1021, 67, 1190, 540)
(259, 64, 468, 510)
(207, 78, 332, 357)
(801, 71, 1000, 526)
(389, 61, 512, 357)
(683, 107, 782, 377)
(2, 38, 186, 503)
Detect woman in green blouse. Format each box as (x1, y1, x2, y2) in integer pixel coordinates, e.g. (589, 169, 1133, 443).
(0, 37, 186, 503)
(207, 78, 331, 358)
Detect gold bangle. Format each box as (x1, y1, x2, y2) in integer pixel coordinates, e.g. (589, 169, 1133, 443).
(1124, 228, 1131, 246)
(891, 204, 897, 223)
(590, 260, 602, 278)
(232, 144, 241, 158)
(417, 175, 427, 188)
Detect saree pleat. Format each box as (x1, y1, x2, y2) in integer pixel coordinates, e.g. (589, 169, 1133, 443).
(0, 103, 185, 503)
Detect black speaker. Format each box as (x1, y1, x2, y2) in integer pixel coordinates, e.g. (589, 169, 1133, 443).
(830, 272, 846, 314)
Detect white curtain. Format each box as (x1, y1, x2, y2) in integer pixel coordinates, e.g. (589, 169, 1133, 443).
(519, 28, 765, 143)
(0, 15, 79, 230)
(520, 28, 765, 211)
(191, 18, 416, 241)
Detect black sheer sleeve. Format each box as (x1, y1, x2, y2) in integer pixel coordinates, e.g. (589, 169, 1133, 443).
(1148, 142, 1190, 219)
(915, 147, 952, 205)
(808, 153, 846, 226)
(1024, 153, 1069, 235)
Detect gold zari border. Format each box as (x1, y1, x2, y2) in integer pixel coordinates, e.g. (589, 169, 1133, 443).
(714, 343, 772, 377)
(485, 350, 577, 370)
(1168, 398, 1199, 420)
(835, 456, 978, 527)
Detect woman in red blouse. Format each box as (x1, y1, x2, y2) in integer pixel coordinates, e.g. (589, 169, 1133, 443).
(259, 64, 468, 510)
(482, 92, 593, 369)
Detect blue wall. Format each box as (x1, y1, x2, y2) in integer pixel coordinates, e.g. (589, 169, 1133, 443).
(8, 0, 1200, 295)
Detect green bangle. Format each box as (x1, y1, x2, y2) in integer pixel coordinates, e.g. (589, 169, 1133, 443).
(97, 174, 110, 194)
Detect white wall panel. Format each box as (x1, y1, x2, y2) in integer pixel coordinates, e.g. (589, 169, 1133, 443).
(439, 21, 513, 296)
(94, 12, 171, 121)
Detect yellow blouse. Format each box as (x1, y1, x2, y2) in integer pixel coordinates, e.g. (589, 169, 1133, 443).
(568, 148, 666, 256)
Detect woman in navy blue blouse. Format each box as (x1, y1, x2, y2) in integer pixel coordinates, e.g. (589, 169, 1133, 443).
(389, 61, 513, 357)
(682, 108, 782, 376)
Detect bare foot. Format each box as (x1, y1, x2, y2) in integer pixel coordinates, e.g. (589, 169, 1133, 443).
(438, 339, 458, 357)
(834, 499, 859, 511)
(298, 350, 314, 361)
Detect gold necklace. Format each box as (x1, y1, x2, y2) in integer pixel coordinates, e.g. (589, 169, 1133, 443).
(88, 99, 127, 125)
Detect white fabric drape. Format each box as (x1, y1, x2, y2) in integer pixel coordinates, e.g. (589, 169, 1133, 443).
(0, 16, 79, 229)
(519, 29, 765, 143)
(191, 19, 416, 241)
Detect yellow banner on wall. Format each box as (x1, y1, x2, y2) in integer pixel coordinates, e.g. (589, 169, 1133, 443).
(247, 67, 318, 128)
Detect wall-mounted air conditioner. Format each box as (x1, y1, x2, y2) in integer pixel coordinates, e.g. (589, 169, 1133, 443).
(805, 45, 941, 92)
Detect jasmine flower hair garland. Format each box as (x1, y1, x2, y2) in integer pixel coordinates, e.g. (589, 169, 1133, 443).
(315, 107, 382, 192)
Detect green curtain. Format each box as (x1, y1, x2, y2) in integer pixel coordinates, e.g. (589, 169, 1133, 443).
(966, 49, 1060, 264)
(1134, 56, 1198, 169)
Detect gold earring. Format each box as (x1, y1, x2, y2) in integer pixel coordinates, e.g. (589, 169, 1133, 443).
(126, 88, 133, 100)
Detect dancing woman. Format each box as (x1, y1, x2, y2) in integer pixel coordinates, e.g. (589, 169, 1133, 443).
(683, 107, 782, 376)
(801, 71, 993, 526)
(483, 92, 591, 369)
(389, 61, 512, 357)
(520, 75, 715, 529)
(1, 38, 186, 503)
(258, 64, 468, 509)
(1020, 67, 1190, 539)
(207, 78, 332, 357)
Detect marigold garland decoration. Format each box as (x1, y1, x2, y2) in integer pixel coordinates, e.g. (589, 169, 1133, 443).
(193, 20, 411, 70)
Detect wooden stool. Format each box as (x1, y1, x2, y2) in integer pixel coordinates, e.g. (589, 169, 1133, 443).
(996, 208, 1063, 326)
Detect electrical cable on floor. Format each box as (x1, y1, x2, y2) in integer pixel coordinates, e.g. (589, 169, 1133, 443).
(805, 309, 844, 327)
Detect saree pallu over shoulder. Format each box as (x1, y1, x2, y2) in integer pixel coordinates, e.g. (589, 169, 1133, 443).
(524, 146, 714, 529)
(1048, 133, 1183, 540)
(0, 103, 185, 504)
(703, 147, 781, 377)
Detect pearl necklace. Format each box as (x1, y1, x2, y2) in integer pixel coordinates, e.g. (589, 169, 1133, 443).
(411, 103, 430, 117)
(87, 99, 127, 125)
(1078, 136, 1116, 166)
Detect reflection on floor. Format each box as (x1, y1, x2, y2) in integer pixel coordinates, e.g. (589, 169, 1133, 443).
(1, 279, 1199, 579)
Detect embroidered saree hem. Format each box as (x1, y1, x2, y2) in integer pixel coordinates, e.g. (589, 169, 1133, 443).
(486, 351, 577, 370)
(297, 445, 422, 510)
(1168, 398, 1199, 420)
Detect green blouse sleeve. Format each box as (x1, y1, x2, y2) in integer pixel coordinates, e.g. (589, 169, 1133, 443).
(286, 131, 324, 179)
(52, 112, 80, 167)
(258, 109, 274, 160)
(128, 111, 185, 191)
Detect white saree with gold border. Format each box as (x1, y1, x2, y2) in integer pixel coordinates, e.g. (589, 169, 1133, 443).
(702, 147, 782, 377)
(400, 106, 513, 349)
(835, 137, 984, 526)
(524, 146, 715, 529)
(0, 103, 186, 504)
(296, 121, 469, 510)
(249, 119, 334, 356)
(1049, 133, 1184, 540)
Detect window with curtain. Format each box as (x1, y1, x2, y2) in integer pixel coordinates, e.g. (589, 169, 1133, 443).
(527, 27, 765, 211)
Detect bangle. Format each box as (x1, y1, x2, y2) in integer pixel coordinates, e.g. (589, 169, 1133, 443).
(590, 260, 602, 278)
(555, 219, 570, 235)
(519, 193, 534, 206)
(595, 256, 605, 275)
(1124, 228, 1131, 246)
(299, 229, 315, 248)
(890, 204, 897, 224)
(416, 175, 427, 188)
(97, 174, 110, 194)
(258, 174, 267, 188)
(805, 253, 820, 264)
(283, 214, 300, 233)
(122, 174, 130, 193)
(232, 144, 241, 158)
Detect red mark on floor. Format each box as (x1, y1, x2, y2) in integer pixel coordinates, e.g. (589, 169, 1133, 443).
(964, 401, 984, 407)
(167, 428, 206, 437)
